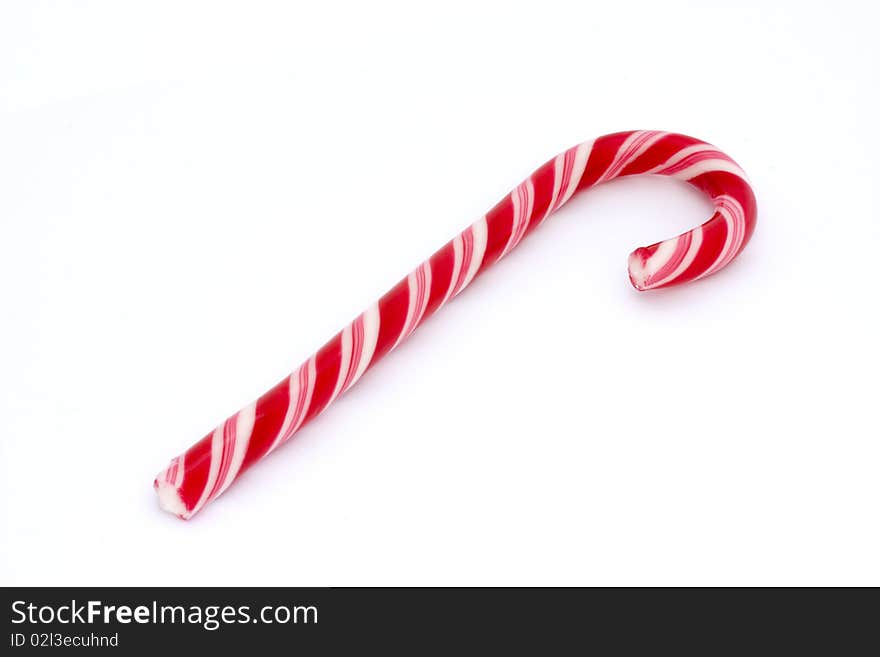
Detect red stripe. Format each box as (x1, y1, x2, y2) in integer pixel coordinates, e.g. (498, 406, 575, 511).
(617, 133, 693, 176)
(524, 157, 556, 235)
(510, 185, 529, 247)
(415, 266, 427, 323)
(607, 131, 662, 179)
(425, 239, 456, 315)
(480, 193, 515, 271)
(240, 376, 291, 471)
(342, 317, 364, 391)
(555, 148, 575, 209)
(689, 171, 758, 249)
(304, 333, 345, 423)
(648, 233, 692, 284)
(577, 131, 632, 190)
(207, 418, 235, 501)
(374, 277, 410, 362)
(177, 432, 212, 511)
(452, 229, 474, 296)
(659, 150, 728, 176)
(676, 215, 728, 285)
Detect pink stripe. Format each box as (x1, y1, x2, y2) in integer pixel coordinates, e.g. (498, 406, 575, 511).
(284, 361, 311, 443)
(295, 362, 310, 425)
(408, 264, 428, 336)
(207, 417, 236, 502)
(549, 149, 576, 214)
(452, 228, 475, 296)
(516, 184, 530, 243)
(603, 131, 662, 181)
(415, 266, 427, 318)
(710, 196, 746, 275)
(342, 317, 364, 392)
(165, 457, 178, 484)
(648, 233, 693, 284)
(658, 149, 733, 176)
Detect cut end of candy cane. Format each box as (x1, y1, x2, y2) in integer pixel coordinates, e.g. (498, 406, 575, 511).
(626, 227, 701, 291)
(153, 476, 191, 520)
(627, 243, 667, 291)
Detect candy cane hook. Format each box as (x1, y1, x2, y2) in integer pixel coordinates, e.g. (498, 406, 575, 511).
(155, 130, 757, 519)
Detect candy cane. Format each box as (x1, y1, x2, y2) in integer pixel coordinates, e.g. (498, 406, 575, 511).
(155, 130, 757, 519)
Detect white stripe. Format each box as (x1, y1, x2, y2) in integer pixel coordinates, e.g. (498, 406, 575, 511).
(636, 238, 678, 282)
(401, 271, 420, 341)
(442, 234, 464, 307)
(267, 355, 317, 455)
(396, 261, 433, 348)
(644, 143, 717, 174)
(302, 355, 316, 420)
(702, 195, 746, 278)
(503, 181, 534, 256)
(190, 425, 224, 516)
(543, 153, 566, 221)
(173, 454, 185, 487)
(457, 216, 488, 293)
(555, 140, 592, 207)
(596, 130, 668, 184)
(216, 401, 256, 497)
(349, 303, 380, 387)
(712, 201, 737, 275)
(648, 228, 704, 288)
(271, 372, 303, 453)
(412, 262, 432, 331)
(328, 324, 353, 405)
(672, 158, 749, 182)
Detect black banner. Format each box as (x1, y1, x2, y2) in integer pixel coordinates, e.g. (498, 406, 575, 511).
(1, 588, 875, 652)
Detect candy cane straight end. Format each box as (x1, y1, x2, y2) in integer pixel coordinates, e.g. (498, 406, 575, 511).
(154, 454, 197, 520)
(154, 476, 188, 519)
(155, 130, 756, 519)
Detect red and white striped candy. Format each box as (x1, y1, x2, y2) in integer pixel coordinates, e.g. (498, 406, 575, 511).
(155, 130, 757, 519)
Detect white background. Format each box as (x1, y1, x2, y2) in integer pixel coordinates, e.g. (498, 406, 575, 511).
(2, 1, 878, 586)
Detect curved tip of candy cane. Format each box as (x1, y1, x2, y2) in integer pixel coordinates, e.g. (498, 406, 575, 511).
(154, 474, 191, 520)
(626, 192, 754, 292)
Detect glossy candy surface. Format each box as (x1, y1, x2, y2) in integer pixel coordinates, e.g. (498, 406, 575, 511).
(155, 130, 757, 519)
